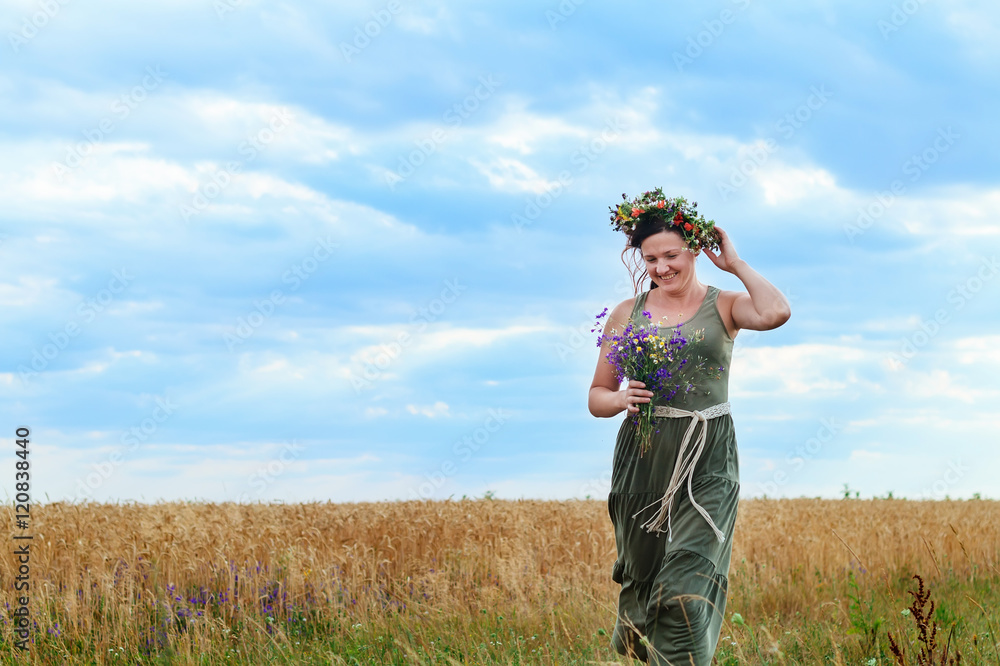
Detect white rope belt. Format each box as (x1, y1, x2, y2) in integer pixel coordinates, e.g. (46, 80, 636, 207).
(631, 401, 731, 543)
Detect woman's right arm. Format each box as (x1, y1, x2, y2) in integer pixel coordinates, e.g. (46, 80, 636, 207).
(588, 299, 654, 418)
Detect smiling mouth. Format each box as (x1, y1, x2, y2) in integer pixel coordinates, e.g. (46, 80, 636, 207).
(659, 272, 678, 281)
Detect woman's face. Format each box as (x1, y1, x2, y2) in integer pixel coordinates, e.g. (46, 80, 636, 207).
(640, 230, 698, 293)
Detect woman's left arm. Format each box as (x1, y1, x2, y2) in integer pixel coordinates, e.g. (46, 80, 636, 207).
(703, 226, 791, 332)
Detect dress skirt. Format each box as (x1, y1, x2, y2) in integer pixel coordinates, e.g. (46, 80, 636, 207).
(608, 410, 740, 665)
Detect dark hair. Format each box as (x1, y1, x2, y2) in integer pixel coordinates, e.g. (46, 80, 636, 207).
(621, 214, 684, 295)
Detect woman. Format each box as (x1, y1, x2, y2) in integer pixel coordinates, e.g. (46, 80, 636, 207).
(589, 194, 790, 665)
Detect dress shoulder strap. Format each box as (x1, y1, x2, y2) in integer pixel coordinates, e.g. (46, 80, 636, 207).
(629, 289, 650, 322)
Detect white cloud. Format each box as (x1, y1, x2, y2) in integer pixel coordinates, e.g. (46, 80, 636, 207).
(12, 145, 191, 206)
(953, 335, 1000, 364)
(483, 98, 591, 155)
(755, 162, 841, 206)
(395, 3, 458, 36)
(406, 401, 451, 418)
(0, 275, 61, 307)
(888, 185, 1000, 237)
(730, 342, 882, 398)
(468, 156, 561, 193)
(944, 3, 1000, 64)
(0, 88, 361, 215)
(856, 315, 923, 332)
(180, 93, 354, 164)
(848, 449, 888, 462)
(346, 323, 550, 367)
(901, 368, 999, 404)
(0, 138, 424, 249)
(231, 350, 356, 390)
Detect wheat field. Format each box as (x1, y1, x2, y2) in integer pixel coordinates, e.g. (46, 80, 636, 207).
(1, 499, 997, 664)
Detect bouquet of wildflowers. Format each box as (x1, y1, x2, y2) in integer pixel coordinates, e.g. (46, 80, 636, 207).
(592, 308, 698, 456)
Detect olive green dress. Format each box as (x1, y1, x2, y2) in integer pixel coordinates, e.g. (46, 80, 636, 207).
(609, 285, 739, 665)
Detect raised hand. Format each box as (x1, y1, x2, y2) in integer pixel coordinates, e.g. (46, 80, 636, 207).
(701, 226, 743, 274)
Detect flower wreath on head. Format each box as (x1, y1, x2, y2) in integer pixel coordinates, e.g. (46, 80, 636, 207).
(608, 187, 721, 253)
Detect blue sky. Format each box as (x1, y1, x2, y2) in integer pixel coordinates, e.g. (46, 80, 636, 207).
(2, 0, 998, 504)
